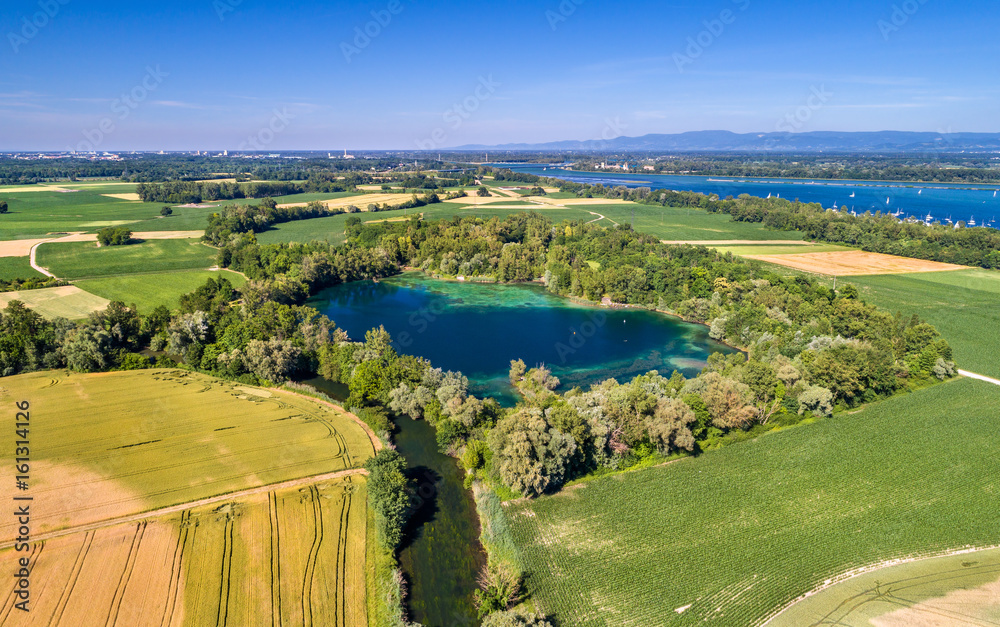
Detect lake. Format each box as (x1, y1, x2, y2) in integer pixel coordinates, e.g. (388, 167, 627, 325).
(509, 165, 1000, 229)
(309, 273, 736, 405)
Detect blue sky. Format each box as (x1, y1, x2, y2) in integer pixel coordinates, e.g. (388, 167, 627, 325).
(1, 0, 996, 150)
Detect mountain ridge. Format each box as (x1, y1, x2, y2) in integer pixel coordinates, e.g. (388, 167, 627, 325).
(452, 131, 1000, 152)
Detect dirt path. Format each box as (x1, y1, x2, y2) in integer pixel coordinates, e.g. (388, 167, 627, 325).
(28, 240, 57, 278)
(761, 544, 1000, 626)
(959, 370, 1000, 386)
(586, 210, 619, 226)
(0, 468, 368, 549)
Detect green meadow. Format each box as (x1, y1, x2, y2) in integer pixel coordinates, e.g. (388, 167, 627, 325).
(849, 269, 1000, 379)
(506, 378, 1000, 627)
(76, 269, 247, 313)
(0, 256, 45, 280)
(36, 238, 218, 280)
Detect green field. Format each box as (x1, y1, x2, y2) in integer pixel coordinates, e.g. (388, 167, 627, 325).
(36, 238, 218, 279)
(849, 269, 1000, 379)
(0, 256, 45, 280)
(0, 185, 187, 239)
(256, 201, 801, 246)
(0, 285, 110, 319)
(505, 378, 1000, 626)
(769, 547, 1000, 626)
(76, 268, 247, 313)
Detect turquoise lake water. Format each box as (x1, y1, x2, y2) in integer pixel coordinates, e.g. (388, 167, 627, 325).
(309, 273, 735, 405)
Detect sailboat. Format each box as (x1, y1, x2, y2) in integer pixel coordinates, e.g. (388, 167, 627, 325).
(766, 193, 771, 199)
(850, 191, 856, 198)
(919, 189, 923, 195)
(994, 190, 997, 198)
(886, 197, 891, 205)
(969, 216, 977, 227)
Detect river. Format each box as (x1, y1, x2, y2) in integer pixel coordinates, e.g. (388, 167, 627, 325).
(508, 164, 1000, 229)
(304, 377, 485, 627)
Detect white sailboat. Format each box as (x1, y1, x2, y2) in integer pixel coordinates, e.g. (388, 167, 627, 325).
(850, 191, 856, 198)
(969, 216, 977, 227)
(919, 189, 923, 195)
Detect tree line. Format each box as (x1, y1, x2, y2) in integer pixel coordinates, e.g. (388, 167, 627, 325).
(546, 180, 1000, 269)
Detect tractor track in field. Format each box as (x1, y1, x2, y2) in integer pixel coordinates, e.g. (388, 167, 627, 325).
(0, 468, 368, 550)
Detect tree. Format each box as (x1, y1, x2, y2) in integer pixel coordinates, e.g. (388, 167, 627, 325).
(160, 206, 173, 216)
(488, 408, 577, 497)
(478, 186, 491, 197)
(646, 397, 697, 454)
(243, 338, 302, 382)
(365, 450, 410, 550)
(0, 201, 8, 214)
(62, 325, 113, 372)
(97, 226, 133, 246)
(474, 563, 524, 619)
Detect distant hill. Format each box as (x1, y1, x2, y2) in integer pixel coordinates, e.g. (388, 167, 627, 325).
(453, 131, 1000, 153)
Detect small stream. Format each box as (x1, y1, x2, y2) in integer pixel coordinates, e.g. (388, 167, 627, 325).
(304, 377, 485, 626)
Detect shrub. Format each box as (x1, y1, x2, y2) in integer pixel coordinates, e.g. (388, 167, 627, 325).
(365, 450, 410, 551)
(160, 206, 173, 216)
(97, 226, 133, 246)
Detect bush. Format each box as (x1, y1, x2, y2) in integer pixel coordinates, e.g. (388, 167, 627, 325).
(160, 206, 173, 216)
(365, 450, 410, 551)
(116, 353, 152, 371)
(0, 201, 8, 214)
(97, 226, 133, 246)
(355, 406, 392, 434)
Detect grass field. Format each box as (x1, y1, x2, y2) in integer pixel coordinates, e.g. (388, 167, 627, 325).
(0, 476, 368, 626)
(0, 370, 376, 539)
(36, 238, 218, 279)
(76, 269, 247, 313)
(0, 285, 110, 319)
(257, 201, 802, 246)
(767, 547, 1000, 626)
(0, 256, 44, 280)
(0, 185, 199, 239)
(505, 378, 1000, 626)
(850, 269, 1000, 379)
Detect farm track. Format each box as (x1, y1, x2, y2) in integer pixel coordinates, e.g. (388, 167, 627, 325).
(161, 511, 190, 627)
(105, 522, 147, 627)
(301, 485, 324, 627)
(0, 468, 367, 551)
(271, 388, 384, 454)
(959, 369, 1000, 386)
(268, 492, 282, 627)
(48, 531, 93, 626)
